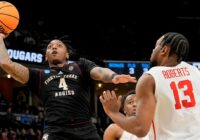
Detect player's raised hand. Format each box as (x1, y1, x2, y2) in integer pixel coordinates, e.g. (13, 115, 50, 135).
(112, 74, 137, 84)
(99, 90, 122, 115)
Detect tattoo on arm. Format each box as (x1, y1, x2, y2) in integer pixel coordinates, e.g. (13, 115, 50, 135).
(10, 62, 29, 84)
(0, 42, 29, 84)
(92, 67, 115, 83)
(1, 61, 29, 84)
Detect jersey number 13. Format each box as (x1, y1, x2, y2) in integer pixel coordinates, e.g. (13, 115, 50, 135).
(170, 80, 196, 109)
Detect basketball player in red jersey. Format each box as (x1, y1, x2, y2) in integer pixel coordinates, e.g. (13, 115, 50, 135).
(103, 91, 149, 140)
(100, 32, 200, 140)
(0, 32, 136, 140)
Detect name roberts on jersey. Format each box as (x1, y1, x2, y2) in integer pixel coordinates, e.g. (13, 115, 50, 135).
(162, 67, 190, 79)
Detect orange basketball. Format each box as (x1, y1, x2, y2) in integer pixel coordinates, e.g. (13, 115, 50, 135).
(0, 1, 19, 34)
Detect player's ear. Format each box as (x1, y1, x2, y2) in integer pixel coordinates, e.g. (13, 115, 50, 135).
(161, 45, 170, 55)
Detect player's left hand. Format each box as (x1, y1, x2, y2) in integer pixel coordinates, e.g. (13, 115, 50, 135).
(112, 74, 137, 84)
(99, 90, 122, 116)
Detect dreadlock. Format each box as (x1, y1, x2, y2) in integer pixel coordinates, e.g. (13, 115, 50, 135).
(160, 32, 189, 62)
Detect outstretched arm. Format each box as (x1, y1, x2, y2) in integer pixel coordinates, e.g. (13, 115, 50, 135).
(0, 34, 29, 84)
(90, 66, 137, 83)
(99, 74, 156, 137)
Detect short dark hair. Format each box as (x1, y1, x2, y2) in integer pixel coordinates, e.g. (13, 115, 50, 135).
(120, 90, 135, 114)
(42, 35, 73, 54)
(58, 35, 72, 52)
(161, 32, 189, 62)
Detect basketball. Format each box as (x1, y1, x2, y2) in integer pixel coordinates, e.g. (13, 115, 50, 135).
(0, 1, 19, 34)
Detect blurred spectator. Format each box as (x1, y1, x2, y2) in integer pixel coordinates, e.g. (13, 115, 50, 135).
(0, 128, 8, 140)
(7, 130, 17, 140)
(0, 92, 8, 112)
(5, 107, 21, 129)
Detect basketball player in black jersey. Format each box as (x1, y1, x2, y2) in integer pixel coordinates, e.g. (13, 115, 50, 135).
(0, 33, 136, 140)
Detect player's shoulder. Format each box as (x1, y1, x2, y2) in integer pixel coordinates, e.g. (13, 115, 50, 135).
(148, 66, 166, 72)
(105, 123, 123, 137)
(106, 123, 122, 131)
(76, 57, 91, 65)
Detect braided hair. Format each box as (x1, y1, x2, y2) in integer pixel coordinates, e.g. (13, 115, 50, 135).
(160, 32, 189, 62)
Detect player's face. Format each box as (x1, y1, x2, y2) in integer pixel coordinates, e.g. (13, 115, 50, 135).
(124, 94, 137, 116)
(46, 39, 69, 65)
(150, 36, 164, 67)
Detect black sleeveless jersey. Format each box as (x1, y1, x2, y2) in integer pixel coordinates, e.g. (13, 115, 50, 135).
(27, 58, 97, 126)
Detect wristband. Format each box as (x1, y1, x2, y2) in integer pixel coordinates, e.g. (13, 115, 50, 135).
(111, 73, 118, 79)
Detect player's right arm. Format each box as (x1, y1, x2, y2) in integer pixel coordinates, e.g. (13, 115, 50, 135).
(100, 73, 156, 137)
(0, 34, 29, 84)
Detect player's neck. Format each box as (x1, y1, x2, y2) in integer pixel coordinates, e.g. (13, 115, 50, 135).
(49, 63, 65, 68)
(161, 60, 180, 67)
(160, 56, 180, 67)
